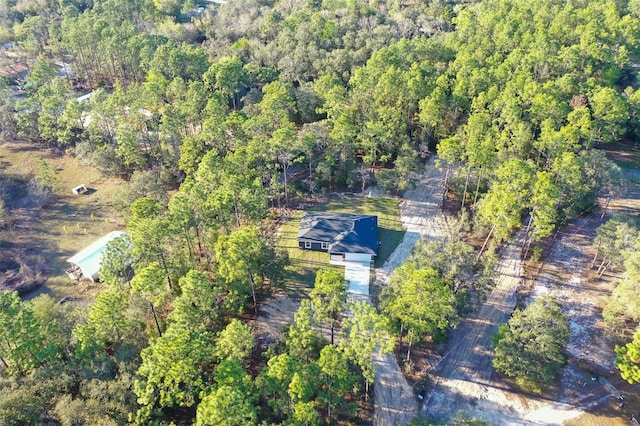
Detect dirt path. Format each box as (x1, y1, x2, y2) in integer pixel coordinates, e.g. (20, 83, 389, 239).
(419, 167, 640, 424)
(373, 161, 447, 287)
(421, 228, 527, 423)
(419, 228, 595, 425)
(373, 159, 447, 426)
(254, 156, 639, 424)
(252, 159, 446, 425)
(526, 215, 627, 423)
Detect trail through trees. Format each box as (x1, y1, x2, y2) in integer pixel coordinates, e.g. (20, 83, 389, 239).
(419, 226, 596, 425)
(373, 158, 446, 425)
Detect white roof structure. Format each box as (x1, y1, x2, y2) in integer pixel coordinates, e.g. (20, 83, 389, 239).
(67, 231, 126, 281)
(76, 91, 94, 103)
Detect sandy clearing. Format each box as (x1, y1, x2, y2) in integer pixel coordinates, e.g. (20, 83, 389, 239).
(526, 168, 640, 421)
(425, 377, 585, 425)
(253, 293, 300, 346)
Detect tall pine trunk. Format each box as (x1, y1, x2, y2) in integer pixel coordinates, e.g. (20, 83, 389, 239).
(473, 167, 482, 208)
(248, 271, 258, 316)
(442, 166, 451, 208)
(591, 247, 599, 268)
(476, 226, 494, 262)
(150, 302, 162, 337)
(461, 169, 470, 207)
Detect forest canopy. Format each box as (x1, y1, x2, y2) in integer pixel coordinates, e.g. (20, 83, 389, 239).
(0, 0, 639, 424)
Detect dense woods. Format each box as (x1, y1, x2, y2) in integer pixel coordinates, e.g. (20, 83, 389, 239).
(1, 0, 640, 423)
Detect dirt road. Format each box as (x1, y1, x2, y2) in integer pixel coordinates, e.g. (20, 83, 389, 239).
(419, 227, 597, 425)
(374, 161, 447, 287)
(255, 156, 639, 425)
(421, 228, 526, 423)
(419, 166, 640, 424)
(373, 159, 447, 426)
(254, 160, 447, 426)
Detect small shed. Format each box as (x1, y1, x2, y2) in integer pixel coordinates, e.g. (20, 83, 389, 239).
(76, 91, 94, 103)
(66, 231, 126, 281)
(72, 184, 88, 195)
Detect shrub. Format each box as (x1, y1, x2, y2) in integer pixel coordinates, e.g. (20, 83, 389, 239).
(492, 296, 569, 393)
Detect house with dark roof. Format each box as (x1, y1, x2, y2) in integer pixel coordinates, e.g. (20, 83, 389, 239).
(297, 212, 378, 262)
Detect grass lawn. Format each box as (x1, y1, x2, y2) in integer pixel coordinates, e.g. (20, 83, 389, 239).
(277, 196, 405, 298)
(0, 140, 125, 302)
(602, 141, 640, 170)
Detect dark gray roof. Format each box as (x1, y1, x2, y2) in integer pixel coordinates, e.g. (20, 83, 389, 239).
(297, 212, 378, 255)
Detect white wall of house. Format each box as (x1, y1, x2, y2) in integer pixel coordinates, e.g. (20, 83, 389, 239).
(344, 253, 373, 262)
